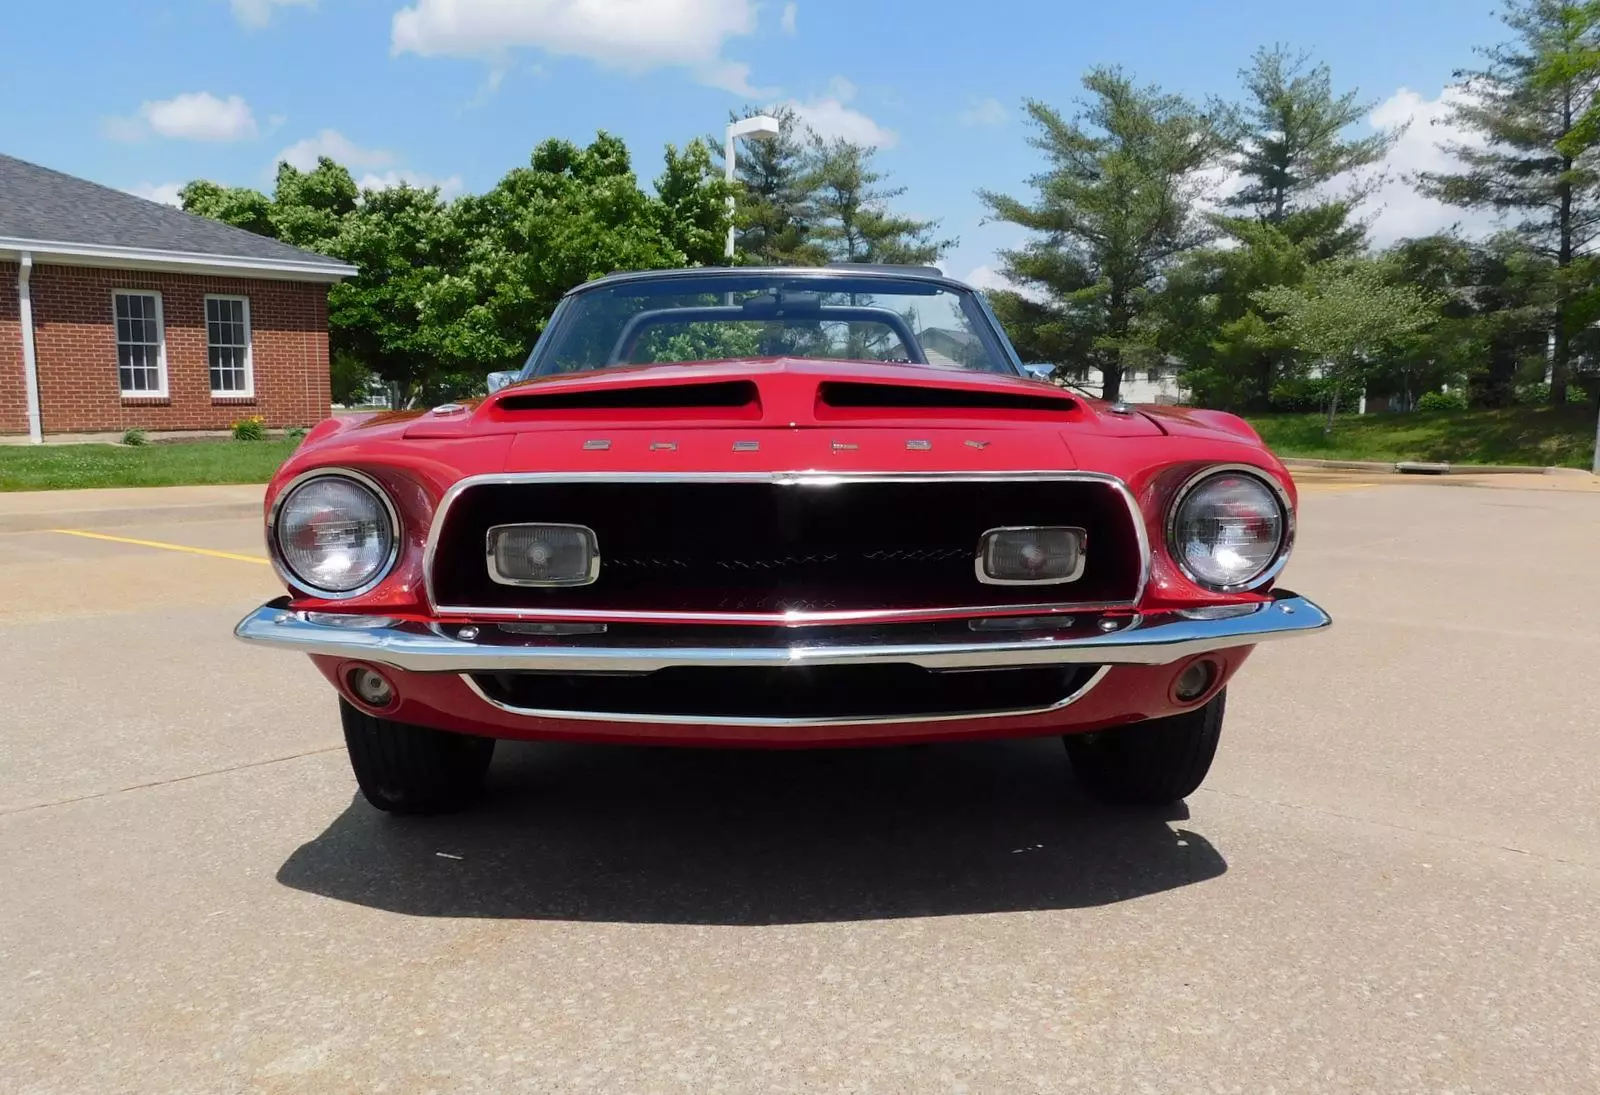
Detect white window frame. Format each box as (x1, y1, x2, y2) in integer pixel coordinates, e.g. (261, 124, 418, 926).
(113, 289, 168, 398)
(204, 294, 255, 398)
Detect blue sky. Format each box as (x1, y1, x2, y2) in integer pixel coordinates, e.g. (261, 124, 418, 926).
(0, 0, 1506, 286)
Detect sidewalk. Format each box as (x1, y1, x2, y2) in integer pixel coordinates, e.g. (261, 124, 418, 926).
(1290, 466, 1600, 494)
(0, 484, 265, 532)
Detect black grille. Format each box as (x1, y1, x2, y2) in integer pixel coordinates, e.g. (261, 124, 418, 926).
(471, 663, 1102, 721)
(430, 478, 1142, 615)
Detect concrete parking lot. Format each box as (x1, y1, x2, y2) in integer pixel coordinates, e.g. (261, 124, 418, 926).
(1, 472, 1597, 1094)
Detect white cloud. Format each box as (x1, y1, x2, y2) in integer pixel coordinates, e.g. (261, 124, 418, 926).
(780, 76, 896, 147)
(358, 170, 466, 199)
(780, 2, 797, 34)
(958, 263, 1010, 291)
(270, 131, 457, 197)
(1353, 86, 1502, 246)
(1191, 158, 1250, 222)
(147, 92, 257, 141)
(105, 92, 258, 142)
(957, 263, 1049, 303)
(390, 0, 762, 93)
(957, 97, 1007, 127)
(276, 129, 395, 171)
(230, 0, 316, 28)
(126, 182, 185, 207)
(697, 59, 772, 97)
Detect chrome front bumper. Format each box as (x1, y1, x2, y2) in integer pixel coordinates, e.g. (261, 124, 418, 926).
(234, 593, 1331, 674)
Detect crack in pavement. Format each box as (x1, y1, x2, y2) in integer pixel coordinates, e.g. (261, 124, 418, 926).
(0, 746, 344, 818)
(1199, 784, 1600, 873)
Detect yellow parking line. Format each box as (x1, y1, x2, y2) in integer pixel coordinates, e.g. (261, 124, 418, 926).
(49, 529, 270, 565)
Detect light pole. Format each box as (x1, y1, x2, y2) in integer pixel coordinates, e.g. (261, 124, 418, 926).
(1592, 389, 1599, 475)
(724, 114, 782, 262)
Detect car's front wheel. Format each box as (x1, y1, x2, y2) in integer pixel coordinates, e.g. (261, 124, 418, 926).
(1064, 690, 1225, 805)
(339, 700, 495, 814)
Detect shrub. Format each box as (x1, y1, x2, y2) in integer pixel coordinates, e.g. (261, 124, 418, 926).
(231, 415, 266, 441)
(121, 428, 148, 447)
(285, 426, 308, 442)
(1268, 375, 1341, 414)
(1514, 381, 1588, 405)
(1417, 389, 1467, 412)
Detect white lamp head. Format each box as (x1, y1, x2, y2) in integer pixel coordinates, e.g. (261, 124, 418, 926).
(729, 114, 782, 140)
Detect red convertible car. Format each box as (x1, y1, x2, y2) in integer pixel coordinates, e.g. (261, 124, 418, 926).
(237, 265, 1330, 813)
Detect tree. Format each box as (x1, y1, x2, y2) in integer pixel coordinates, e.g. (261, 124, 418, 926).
(806, 137, 953, 264)
(1417, 0, 1600, 404)
(1220, 45, 1393, 223)
(716, 109, 951, 266)
(1531, 1, 1600, 414)
(182, 133, 733, 405)
(184, 159, 465, 407)
(327, 177, 471, 407)
(654, 138, 737, 267)
(718, 106, 826, 265)
(446, 134, 731, 377)
(1156, 205, 1369, 410)
(980, 68, 1222, 401)
(1386, 232, 1553, 407)
(178, 179, 276, 238)
(1148, 48, 1386, 409)
(1253, 258, 1441, 432)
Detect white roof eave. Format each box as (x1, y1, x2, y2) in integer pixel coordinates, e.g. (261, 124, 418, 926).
(0, 236, 357, 283)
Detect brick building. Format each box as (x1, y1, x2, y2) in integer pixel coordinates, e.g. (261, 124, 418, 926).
(1, 153, 355, 441)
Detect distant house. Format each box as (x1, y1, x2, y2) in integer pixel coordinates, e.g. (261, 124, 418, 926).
(1101, 363, 1188, 405)
(1037, 362, 1189, 405)
(920, 327, 983, 367)
(1, 153, 355, 441)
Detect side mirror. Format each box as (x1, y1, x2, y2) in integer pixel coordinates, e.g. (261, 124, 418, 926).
(1021, 363, 1055, 383)
(486, 371, 517, 393)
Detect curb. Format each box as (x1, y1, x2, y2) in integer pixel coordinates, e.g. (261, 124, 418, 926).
(0, 501, 262, 534)
(1282, 457, 1587, 477)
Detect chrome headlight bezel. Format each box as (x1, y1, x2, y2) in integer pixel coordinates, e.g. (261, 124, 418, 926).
(1164, 464, 1294, 593)
(267, 468, 402, 600)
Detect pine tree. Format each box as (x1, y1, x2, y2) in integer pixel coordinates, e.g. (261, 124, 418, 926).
(720, 106, 825, 265)
(1418, 0, 1600, 404)
(979, 68, 1221, 402)
(1149, 48, 1391, 409)
(805, 137, 953, 265)
(1221, 45, 1393, 223)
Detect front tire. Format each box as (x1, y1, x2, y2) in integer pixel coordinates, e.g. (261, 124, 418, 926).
(1064, 689, 1225, 806)
(339, 700, 495, 815)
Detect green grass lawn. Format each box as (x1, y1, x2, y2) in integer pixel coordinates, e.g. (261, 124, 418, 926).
(0, 438, 302, 491)
(1248, 406, 1597, 469)
(2, 405, 1593, 491)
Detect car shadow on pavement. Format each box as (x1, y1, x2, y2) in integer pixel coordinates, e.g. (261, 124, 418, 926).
(276, 736, 1226, 925)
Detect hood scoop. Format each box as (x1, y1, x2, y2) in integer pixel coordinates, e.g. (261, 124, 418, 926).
(410, 359, 1098, 439)
(816, 380, 1079, 418)
(489, 378, 763, 423)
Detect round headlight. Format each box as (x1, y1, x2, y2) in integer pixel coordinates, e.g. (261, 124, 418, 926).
(1168, 469, 1288, 591)
(272, 472, 398, 596)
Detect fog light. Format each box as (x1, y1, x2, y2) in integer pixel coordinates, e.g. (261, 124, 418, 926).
(497, 621, 609, 636)
(976, 526, 1086, 585)
(487, 524, 600, 586)
(1173, 659, 1217, 702)
(349, 666, 394, 708)
(969, 615, 1073, 633)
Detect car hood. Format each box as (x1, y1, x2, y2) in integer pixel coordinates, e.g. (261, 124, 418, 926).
(278, 358, 1284, 550)
(400, 358, 1163, 440)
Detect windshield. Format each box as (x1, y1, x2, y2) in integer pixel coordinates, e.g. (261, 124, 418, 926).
(523, 272, 1019, 377)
